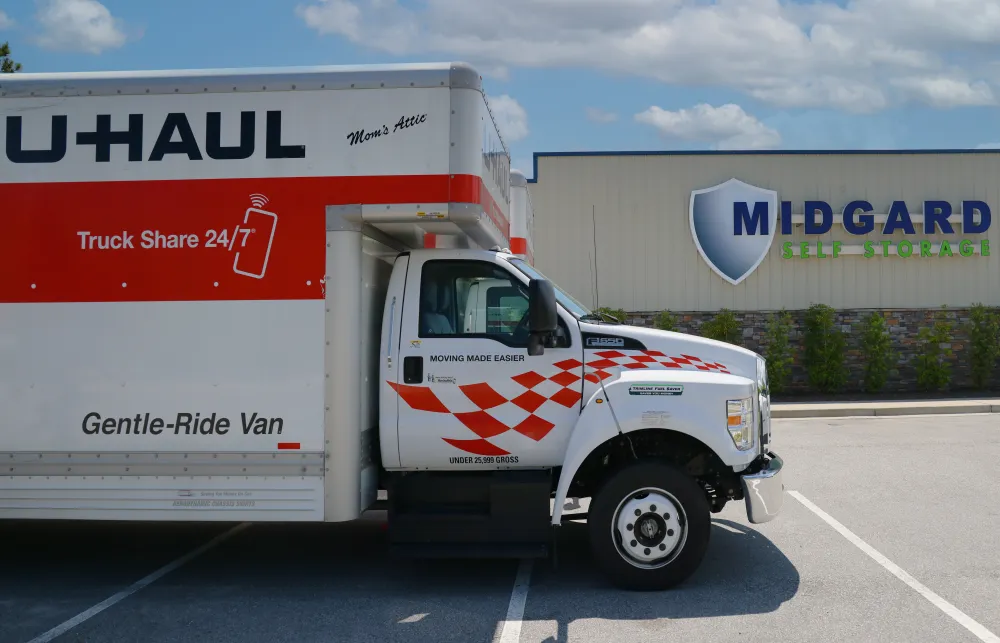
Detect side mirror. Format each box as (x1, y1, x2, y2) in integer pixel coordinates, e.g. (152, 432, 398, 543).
(527, 279, 558, 333)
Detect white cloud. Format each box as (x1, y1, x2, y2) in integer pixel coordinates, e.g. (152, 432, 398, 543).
(586, 107, 618, 123)
(975, 142, 1000, 149)
(34, 0, 127, 54)
(891, 76, 996, 108)
(295, 0, 363, 40)
(0, 10, 14, 29)
(487, 94, 529, 143)
(294, 0, 1000, 113)
(635, 103, 781, 150)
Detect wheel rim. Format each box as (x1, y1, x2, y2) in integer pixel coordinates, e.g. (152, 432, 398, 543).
(611, 487, 688, 570)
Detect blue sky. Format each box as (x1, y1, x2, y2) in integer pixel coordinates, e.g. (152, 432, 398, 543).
(2, 0, 999, 177)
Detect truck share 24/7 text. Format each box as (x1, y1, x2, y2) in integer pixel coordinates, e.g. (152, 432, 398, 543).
(0, 61, 783, 591)
(76, 229, 254, 251)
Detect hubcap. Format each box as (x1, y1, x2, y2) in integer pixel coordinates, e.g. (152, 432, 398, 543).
(612, 487, 687, 569)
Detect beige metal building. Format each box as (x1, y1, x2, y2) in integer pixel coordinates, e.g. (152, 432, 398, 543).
(525, 151, 1000, 313)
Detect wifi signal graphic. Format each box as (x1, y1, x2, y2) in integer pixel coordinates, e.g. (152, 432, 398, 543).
(249, 193, 269, 208)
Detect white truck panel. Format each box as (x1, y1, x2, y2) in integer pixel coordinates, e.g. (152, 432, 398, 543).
(377, 253, 409, 470)
(0, 475, 324, 521)
(600, 370, 757, 467)
(0, 300, 325, 453)
(445, 86, 511, 248)
(0, 88, 452, 183)
(360, 238, 395, 507)
(549, 371, 758, 526)
(321, 220, 398, 522)
(324, 224, 364, 522)
(386, 250, 582, 470)
(0, 65, 467, 183)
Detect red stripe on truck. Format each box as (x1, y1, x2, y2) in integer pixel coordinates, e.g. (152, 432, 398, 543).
(277, 442, 301, 450)
(1, 173, 506, 304)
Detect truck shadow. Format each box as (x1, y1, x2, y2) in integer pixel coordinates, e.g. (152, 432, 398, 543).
(0, 514, 798, 643)
(527, 517, 799, 629)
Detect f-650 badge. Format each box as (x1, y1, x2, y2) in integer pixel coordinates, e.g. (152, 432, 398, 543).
(585, 336, 625, 348)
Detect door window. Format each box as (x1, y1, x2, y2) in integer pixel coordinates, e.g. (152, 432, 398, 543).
(419, 260, 531, 347)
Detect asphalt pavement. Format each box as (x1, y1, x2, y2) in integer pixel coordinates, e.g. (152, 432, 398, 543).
(2, 413, 999, 643)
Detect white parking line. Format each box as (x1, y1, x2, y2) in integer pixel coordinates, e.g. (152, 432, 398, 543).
(492, 559, 533, 643)
(789, 490, 1000, 643)
(26, 522, 251, 643)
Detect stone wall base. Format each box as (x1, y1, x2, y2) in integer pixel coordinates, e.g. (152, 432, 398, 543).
(625, 308, 1000, 395)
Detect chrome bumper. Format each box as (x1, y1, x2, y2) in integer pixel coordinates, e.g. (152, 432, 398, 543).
(740, 451, 784, 524)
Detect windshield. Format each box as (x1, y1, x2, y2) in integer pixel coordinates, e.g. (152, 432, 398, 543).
(507, 257, 592, 319)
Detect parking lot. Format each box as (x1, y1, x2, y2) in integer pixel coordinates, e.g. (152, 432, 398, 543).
(2, 413, 999, 643)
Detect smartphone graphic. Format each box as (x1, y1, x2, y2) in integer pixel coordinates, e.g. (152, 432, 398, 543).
(233, 207, 278, 279)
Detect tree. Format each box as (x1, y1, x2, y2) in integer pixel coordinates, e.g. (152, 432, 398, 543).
(1, 42, 22, 73)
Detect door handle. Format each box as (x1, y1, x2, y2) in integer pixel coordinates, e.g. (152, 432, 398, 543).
(403, 356, 423, 384)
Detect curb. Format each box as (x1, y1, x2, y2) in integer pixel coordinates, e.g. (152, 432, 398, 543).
(770, 401, 1000, 419)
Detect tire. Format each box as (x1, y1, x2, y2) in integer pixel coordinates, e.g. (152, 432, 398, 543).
(588, 460, 711, 591)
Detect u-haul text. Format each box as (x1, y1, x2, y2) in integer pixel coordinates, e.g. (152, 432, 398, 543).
(5, 111, 305, 164)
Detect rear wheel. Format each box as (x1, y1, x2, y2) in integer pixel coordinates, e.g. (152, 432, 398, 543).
(588, 460, 711, 591)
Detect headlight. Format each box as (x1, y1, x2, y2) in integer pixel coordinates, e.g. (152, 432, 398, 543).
(727, 397, 754, 451)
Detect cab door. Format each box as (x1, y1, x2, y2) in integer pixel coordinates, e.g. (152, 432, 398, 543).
(391, 254, 582, 469)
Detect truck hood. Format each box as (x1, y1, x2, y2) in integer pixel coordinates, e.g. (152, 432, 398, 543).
(579, 321, 763, 385)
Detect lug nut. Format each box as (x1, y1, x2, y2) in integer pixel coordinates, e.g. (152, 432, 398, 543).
(644, 548, 651, 555)
(663, 513, 670, 519)
(667, 529, 674, 537)
(659, 544, 666, 551)
(626, 523, 633, 531)
(635, 509, 641, 516)
(630, 539, 637, 547)
(650, 504, 657, 512)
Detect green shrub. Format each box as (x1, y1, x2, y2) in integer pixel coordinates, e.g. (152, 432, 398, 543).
(914, 306, 954, 391)
(803, 303, 848, 394)
(967, 303, 1000, 389)
(860, 311, 895, 394)
(653, 310, 679, 332)
(595, 306, 628, 323)
(764, 309, 794, 395)
(701, 308, 741, 345)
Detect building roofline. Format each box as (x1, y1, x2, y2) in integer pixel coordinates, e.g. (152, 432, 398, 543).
(525, 148, 1000, 183)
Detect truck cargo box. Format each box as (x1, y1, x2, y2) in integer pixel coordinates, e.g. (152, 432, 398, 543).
(0, 62, 510, 522)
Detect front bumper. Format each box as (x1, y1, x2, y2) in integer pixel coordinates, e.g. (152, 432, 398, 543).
(740, 451, 784, 524)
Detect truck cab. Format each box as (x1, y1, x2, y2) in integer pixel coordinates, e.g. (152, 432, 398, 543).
(377, 244, 783, 590)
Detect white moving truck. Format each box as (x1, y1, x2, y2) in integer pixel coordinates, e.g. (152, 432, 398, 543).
(0, 62, 783, 590)
(509, 169, 534, 264)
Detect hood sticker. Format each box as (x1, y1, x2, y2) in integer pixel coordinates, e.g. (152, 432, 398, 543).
(629, 384, 684, 396)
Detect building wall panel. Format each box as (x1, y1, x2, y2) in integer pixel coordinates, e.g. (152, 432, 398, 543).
(528, 152, 1000, 312)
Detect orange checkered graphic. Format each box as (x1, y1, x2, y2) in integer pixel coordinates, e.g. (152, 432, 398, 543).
(388, 349, 729, 456)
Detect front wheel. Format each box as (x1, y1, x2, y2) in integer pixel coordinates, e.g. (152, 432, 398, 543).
(588, 461, 711, 591)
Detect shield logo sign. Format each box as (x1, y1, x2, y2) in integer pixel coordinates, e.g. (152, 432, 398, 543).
(689, 178, 778, 286)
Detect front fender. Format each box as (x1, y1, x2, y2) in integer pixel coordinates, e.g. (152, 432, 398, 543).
(551, 370, 758, 526)
(551, 389, 618, 526)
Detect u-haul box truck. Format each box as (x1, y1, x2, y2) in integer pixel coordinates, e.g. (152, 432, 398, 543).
(509, 169, 534, 264)
(0, 62, 783, 590)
